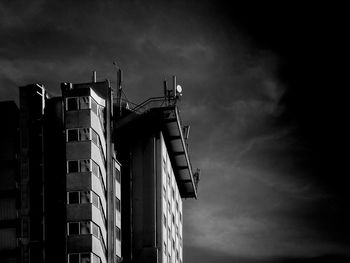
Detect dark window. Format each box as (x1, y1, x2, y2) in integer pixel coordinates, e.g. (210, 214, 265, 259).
(79, 97, 90, 110)
(116, 226, 121, 241)
(79, 128, 90, 141)
(163, 214, 166, 227)
(68, 161, 79, 173)
(80, 191, 91, 204)
(67, 129, 79, 141)
(80, 221, 90, 235)
(116, 197, 121, 212)
(68, 254, 79, 263)
(80, 159, 90, 172)
(68, 222, 80, 235)
(67, 98, 78, 111)
(115, 169, 121, 183)
(80, 253, 91, 263)
(68, 192, 79, 204)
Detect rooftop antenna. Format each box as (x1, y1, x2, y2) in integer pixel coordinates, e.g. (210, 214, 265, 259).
(113, 61, 123, 116)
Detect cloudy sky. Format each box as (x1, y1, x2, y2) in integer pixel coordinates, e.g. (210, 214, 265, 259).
(1, 1, 349, 262)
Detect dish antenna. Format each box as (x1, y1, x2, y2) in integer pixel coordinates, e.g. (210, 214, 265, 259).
(176, 84, 182, 95)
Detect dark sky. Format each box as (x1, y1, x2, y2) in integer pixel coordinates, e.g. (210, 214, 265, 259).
(1, 1, 349, 262)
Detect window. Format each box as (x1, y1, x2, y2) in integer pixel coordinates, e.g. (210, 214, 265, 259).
(91, 129, 99, 146)
(176, 200, 179, 211)
(115, 169, 121, 183)
(92, 222, 99, 238)
(79, 97, 90, 109)
(68, 253, 79, 263)
(68, 222, 79, 235)
(168, 227, 171, 238)
(163, 214, 167, 227)
(68, 192, 79, 204)
(67, 98, 78, 111)
(172, 188, 175, 199)
(80, 159, 90, 172)
(172, 214, 175, 224)
(92, 192, 99, 208)
(91, 99, 98, 114)
(98, 107, 105, 125)
(80, 191, 91, 204)
(116, 226, 121, 241)
(116, 197, 121, 212)
(67, 129, 79, 141)
(164, 242, 167, 254)
(172, 239, 175, 249)
(91, 161, 99, 177)
(79, 128, 90, 141)
(80, 253, 90, 263)
(68, 161, 79, 173)
(168, 200, 171, 213)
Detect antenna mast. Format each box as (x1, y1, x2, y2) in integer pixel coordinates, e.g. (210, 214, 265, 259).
(113, 61, 123, 116)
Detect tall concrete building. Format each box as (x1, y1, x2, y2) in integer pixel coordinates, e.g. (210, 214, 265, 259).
(0, 74, 199, 263)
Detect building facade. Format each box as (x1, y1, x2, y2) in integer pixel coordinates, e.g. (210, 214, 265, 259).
(0, 75, 198, 263)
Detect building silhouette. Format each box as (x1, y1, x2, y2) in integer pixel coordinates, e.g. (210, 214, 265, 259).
(0, 74, 199, 263)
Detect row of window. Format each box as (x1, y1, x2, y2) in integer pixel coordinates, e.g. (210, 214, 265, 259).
(67, 128, 100, 147)
(67, 159, 106, 191)
(68, 221, 107, 254)
(66, 96, 100, 115)
(67, 190, 106, 217)
(68, 252, 101, 263)
(66, 96, 105, 130)
(67, 221, 100, 237)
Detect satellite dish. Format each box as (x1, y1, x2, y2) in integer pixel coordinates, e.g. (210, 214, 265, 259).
(176, 85, 182, 93)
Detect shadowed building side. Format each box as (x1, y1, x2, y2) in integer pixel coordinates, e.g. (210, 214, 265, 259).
(0, 101, 20, 263)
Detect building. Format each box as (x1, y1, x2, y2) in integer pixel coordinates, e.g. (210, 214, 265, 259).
(0, 74, 199, 263)
(0, 101, 20, 263)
